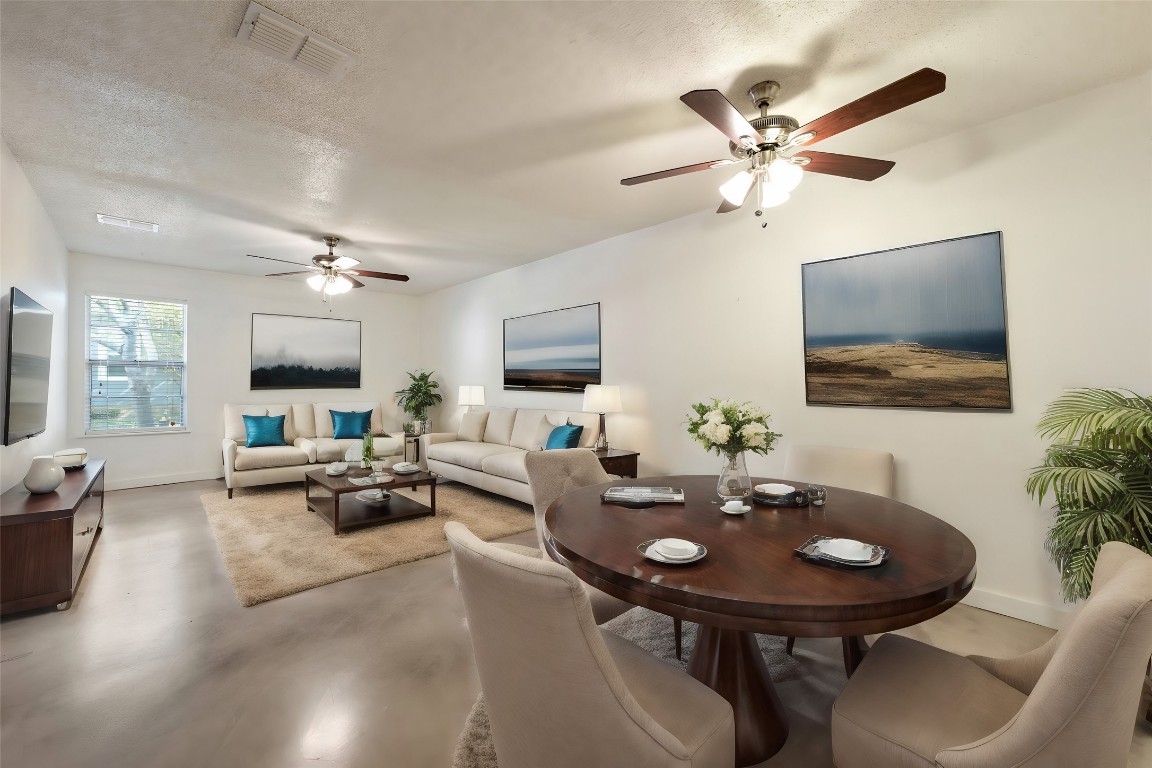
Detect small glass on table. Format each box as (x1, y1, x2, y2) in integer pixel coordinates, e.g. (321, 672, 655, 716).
(807, 485, 827, 507)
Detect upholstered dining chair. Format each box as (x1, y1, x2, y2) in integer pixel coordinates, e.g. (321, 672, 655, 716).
(782, 444, 896, 498)
(831, 541, 1152, 768)
(782, 444, 896, 660)
(445, 521, 735, 768)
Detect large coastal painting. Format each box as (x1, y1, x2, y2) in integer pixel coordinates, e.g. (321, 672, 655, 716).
(251, 314, 361, 390)
(504, 303, 601, 392)
(802, 232, 1011, 409)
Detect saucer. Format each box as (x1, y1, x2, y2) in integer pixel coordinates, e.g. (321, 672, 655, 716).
(392, 467, 420, 475)
(637, 540, 707, 565)
(755, 483, 795, 496)
(722, 504, 751, 515)
(355, 490, 390, 505)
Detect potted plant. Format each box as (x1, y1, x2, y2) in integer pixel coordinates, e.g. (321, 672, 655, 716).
(395, 370, 443, 435)
(1026, 388, 1152, 601)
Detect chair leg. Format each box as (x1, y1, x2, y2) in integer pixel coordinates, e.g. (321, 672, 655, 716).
(228, 488, 233, 499)
(674, 617, 683, 660)
(785, 636, 796, 655)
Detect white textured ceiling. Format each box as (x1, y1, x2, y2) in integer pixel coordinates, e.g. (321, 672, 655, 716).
(2, 1, 1150, 295)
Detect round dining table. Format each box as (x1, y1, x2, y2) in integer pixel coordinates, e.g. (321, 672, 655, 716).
(543, 475, 977, 768)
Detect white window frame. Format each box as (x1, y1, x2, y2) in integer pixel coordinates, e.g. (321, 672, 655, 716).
(84, 293, 189, 436)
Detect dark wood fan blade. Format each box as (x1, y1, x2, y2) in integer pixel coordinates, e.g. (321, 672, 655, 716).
(249, 254, 310, 267)
(621, 159, 736, 186)
(345, 269, 409, 282)
(345, 275, 366, 289)
(680, 90, 762, 147)
(264, 270, 316, 277)
(795, 151, 895, 181)
(796, 68, 945, 146)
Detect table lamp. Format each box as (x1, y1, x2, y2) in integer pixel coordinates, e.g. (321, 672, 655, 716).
(582, 384, 621, 450)
(459, 385, 485, 412)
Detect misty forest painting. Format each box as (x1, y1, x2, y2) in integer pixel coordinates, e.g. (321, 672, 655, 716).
(251, 314, 361, 390)
(802, 232, 1010, 409)
(504, 303, 601, 391)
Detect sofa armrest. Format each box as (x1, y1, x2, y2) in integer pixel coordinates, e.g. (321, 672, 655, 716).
(221, 438, 238, 488)
(418, 432, 457, 471)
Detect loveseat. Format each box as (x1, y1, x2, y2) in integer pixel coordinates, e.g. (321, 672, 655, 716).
(222, 401, 404, 498)
(418, 407, 600, 504)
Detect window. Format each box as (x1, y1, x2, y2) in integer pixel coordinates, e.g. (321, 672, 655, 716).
(86, 295, 186, 434)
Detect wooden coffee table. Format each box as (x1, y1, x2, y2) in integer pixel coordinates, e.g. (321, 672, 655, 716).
(305, 467, 437, 535)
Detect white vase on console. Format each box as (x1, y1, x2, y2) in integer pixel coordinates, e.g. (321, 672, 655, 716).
(23, 455, 65, 494)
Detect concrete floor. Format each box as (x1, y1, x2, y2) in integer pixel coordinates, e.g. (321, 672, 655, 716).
(2, 479, 1149, 767)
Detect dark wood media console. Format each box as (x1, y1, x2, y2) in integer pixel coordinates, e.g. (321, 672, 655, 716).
(1, 459, 106, 615)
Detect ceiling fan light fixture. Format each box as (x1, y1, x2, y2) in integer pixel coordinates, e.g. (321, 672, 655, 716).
(759, 180, 791, 209)
(325, 275, 354, 295)
(307, 274, 327, 291)
(767, 157, 804, 192)
(719, 170, 755, 205)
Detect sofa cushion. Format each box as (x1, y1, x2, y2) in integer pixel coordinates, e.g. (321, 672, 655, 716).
(301, 437, 403, 463)
(427, 440, 521, 472)
(312, 402, 384, 438)
(481, 450, 529, 483)
(509, 409, 550, 451)
(224, 404, 297, 443)
(482, 407, 517, 445)
(459, 411, 489, 442)
(331, 409, 373, 439)
(243, 414, 287, 447)
(233, 444, 310, 471)
(545, 423, 584, 449)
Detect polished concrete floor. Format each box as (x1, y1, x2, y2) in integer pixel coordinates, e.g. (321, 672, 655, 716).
(2, 479, 1149, 767)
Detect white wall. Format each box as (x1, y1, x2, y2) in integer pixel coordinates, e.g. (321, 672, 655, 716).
(421, 71, 1152, 626)
(67, 254, 427, 489)
(0, 140, 70, 493)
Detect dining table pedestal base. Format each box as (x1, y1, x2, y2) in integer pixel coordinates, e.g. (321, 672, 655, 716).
(686, 624, 789, 767)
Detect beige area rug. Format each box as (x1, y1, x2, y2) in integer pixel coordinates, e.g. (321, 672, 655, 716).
(451, 608, 800, 768)
(201, 483, 534, 606)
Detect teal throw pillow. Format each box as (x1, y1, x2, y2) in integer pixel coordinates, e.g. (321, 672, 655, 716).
(243, 415, 287, 448)
(331, 409, 373, 439)
(545, 423, 583, 449)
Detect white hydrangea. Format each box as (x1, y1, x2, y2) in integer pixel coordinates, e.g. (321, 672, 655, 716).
(700, 421, 732, 445)
(741, 422, 768, 448)
(704, 409, 724, 424)
(744, 404, 767, 420)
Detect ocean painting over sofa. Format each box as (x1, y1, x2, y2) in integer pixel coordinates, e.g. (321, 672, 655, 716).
(802, 232, 1011, 409)
(504, 303, 601, 392)
(251, 313, 361, 390)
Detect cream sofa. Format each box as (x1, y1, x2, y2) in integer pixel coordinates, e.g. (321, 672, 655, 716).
(418, 406, 600, 504)
(222, 401, 404, 498)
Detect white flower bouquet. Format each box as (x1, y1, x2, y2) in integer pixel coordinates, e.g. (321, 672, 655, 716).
(686, 398, 781, 458)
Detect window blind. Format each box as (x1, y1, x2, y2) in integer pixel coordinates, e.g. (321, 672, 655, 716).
(85, 296, 187, 433)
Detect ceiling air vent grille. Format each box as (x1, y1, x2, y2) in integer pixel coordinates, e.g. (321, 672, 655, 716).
(235, 2, 358, 82)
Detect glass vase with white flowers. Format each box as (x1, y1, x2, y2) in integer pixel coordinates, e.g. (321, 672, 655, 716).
(687, 398, 782, 501)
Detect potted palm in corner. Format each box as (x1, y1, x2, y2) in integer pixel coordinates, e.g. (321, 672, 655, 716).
(395, 370, 443, 435)
(1026, 388, 1152, 602)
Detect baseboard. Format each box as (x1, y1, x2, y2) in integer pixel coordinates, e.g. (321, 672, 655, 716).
(105, 469, 223, 491)
(963, 587, 1073, 629)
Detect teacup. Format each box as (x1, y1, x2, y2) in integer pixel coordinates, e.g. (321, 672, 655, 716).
(655, 538, 697, 558)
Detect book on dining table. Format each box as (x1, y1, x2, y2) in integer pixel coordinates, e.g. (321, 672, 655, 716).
(601, 486, 685, 504)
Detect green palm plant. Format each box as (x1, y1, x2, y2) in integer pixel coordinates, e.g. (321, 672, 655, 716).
(1025, 388, 1152, 601)
(394, 370, 443, 423)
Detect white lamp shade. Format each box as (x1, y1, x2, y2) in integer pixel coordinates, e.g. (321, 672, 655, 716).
(767, 157, 803, 192)
(307, 274, 327, 291)
(718, 170, 755, 206)
(582, 384, 622, 414)
(458, 385, 486, 407)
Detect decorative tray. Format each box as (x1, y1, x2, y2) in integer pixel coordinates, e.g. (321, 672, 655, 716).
(794, 535, 890, 568)
(753, 491, 809, 507)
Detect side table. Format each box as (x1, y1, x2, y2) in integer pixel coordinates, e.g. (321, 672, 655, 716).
(593, 448, 639, 478)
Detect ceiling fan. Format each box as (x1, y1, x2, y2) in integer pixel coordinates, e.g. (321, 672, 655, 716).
(621, 68, 946, 216)
(249, 236, 409, 301)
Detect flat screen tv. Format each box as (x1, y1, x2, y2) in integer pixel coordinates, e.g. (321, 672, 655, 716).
(504, 303, 601, 392)
(3, 287, 53, 445)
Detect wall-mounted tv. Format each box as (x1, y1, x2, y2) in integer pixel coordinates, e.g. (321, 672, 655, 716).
(4, 287, 54, 445)
(504, 303, 601, 392)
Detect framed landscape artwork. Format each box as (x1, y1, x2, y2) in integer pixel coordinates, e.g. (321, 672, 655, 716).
(250, 313, 361, 390)
(504, 303, 601, 392)
(801, 232, 1011, 409)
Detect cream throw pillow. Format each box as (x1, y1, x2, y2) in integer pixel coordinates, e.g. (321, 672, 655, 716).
(459, 411, 490, 442)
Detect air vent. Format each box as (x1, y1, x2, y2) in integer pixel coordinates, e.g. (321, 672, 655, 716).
(96, 214, 159, 233)
(235, 2, 358, 82)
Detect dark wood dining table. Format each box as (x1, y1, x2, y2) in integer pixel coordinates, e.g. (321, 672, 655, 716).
(543, 474, 977, 767)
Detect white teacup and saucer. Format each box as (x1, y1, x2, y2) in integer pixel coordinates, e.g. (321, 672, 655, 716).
(721, 499, 751, 515)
